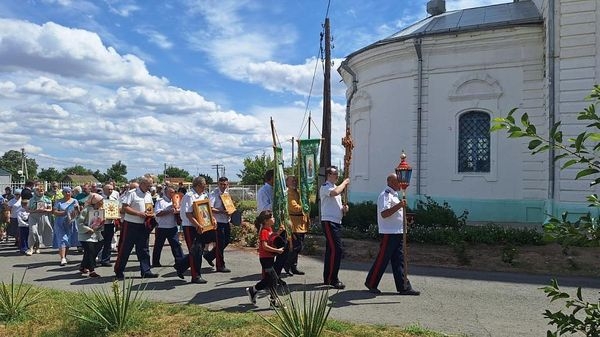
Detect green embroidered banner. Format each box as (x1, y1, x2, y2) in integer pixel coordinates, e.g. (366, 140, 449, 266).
(273, 146, 291, 233)
(298, 139, 320, 214)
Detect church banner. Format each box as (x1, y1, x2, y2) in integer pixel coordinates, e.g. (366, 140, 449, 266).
(298, 139, 320, 214)
(273, 146, 291, 233)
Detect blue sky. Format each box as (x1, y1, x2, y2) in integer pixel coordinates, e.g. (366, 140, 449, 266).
(0, 0, 509, 180)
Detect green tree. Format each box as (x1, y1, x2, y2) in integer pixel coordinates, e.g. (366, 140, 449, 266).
(198, 173, 213, 184)
(93, 170, 108, 183)
(164, 166, 191, 180)
(492, 85, 600, 336)
(0, 150, 38, 180)
(238, 152, 273, 185)
(61, 165, 94, 177)
(105, 161, 128, 183)
(37, 167, 62, 182)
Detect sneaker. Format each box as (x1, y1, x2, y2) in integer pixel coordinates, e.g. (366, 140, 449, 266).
(25, 249, 33, 256)
(329, 281, 346, 290)
(246, 287, 257, 304)
(191, 277, 207, 284)
(60, 258, 67, 266)
(216, 267, 231, 273)
(34, 249, 41, 254)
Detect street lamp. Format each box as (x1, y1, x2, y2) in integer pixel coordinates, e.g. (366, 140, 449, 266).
(394, 151, 412, 288)
(395, 151, 412, 199)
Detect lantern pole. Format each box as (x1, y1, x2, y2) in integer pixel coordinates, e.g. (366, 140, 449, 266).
(395, 151, 412, 289)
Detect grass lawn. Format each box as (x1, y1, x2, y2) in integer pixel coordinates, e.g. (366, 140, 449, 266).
(0, 286, 453, 337)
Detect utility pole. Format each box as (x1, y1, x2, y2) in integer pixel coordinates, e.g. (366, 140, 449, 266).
(21, 148, 28, 180)
(212, 164, 224, 180)
(308, 112, 312, 139)
(319, 18, 332, 171)
(291, 137, 295, 168)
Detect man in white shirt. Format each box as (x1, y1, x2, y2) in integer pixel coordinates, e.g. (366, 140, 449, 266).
(364, 173, 420, 296)
(174, 176, 217, 284)
(114, 176, 158, 280)
(320, 166, 349, 289)
(205, 177, 232, 272)
(152, 186, 184, 267)
(256, 169, 274, 212)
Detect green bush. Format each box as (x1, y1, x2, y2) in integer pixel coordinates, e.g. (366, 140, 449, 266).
(341, 201, 377, 234)
(236, 200, 257, 213)
(414, 196, 468, 228)
(542, 279, 599, 336)
(410, 224, 544, 246)
(0, 271, 42, 323)
(264, 288, 332, 337)
(68, 279, 147, 333)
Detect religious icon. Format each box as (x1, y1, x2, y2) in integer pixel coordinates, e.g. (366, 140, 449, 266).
(88, 209, 105, 230)
(192, 199, 216, 233)
(104, 199, 120, 220)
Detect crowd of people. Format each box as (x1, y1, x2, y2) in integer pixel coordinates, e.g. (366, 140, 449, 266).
(0, 165, 419, 308)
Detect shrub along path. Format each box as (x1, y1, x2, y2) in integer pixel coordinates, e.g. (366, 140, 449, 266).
(0, 240, 598, 337)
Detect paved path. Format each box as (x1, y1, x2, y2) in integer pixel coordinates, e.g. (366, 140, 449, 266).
(0, 241, 598, 337)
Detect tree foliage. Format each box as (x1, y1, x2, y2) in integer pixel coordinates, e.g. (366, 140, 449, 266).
(492, 85, 600, 336)
(238, 152, 273, 185)
(0, 150, 38, 180)
(164, 166, 191, 181)
(106, 161, 128, 184)
(37, 167, 62, 183)
(61, 165, 94, 177)
(198, 173, 213, 184)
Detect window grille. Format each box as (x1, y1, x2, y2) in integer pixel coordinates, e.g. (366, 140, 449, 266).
(458, 111, 490, 172)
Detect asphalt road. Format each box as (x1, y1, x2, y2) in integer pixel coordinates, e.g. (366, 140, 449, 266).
(0, 240, 598, 337)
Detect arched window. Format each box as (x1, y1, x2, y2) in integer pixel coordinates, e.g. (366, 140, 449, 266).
(458, 111, 490, 172)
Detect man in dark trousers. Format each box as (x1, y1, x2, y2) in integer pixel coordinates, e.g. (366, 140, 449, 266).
(364, 173, 420, 295)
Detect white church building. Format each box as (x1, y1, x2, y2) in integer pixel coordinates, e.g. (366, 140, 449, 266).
(339, 0, 600, 225)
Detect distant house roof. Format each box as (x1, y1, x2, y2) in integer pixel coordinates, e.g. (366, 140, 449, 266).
(165, 177, 189, 184)
(64, 175, 100, 185)
(0, 168, 10, 176)
(345, 1, 542, 59)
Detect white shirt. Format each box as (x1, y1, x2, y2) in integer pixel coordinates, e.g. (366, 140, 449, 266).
(9, 197, 21, 219)
(209, 188, 230, 223)
(180, 189, 208, 227)
(122, 187, 152, 223)
(377, 186, 404, 234)
(16, 206, 29, 227)
(256, 183, 273, 212)
(320, 181, 343, 223)
(154, 196, 177, 228)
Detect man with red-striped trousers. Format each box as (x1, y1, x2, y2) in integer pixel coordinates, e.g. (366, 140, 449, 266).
(364, 173, 420, 296)
(320, 166, 349, 290)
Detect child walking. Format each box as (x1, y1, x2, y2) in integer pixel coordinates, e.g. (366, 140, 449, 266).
(16, 199, 30, 255)
(245, 210, 284, 307)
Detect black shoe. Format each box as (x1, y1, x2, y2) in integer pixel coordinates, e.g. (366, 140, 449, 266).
(191, 277, 207, 284)
(398, 288, 420, 296)
(114, 273, 125, 280)
(291, 268, 305, 275)
(203, 254, 214, 267)
(364, 282, 381, 294)
(330, 281, 345, 289)
(142, 272, 159, 279)
(283, 268, 293, 276)
(216, 267, 231, 273)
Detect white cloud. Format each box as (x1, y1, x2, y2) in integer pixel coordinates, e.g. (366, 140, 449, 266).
(20, 76, 87, 101)
(0, 19, 166, 86)
(136, 27, 173, 50)
(446, 0, 511, 11)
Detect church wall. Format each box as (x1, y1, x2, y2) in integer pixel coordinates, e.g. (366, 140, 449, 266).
(555, 0, 600, 210)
